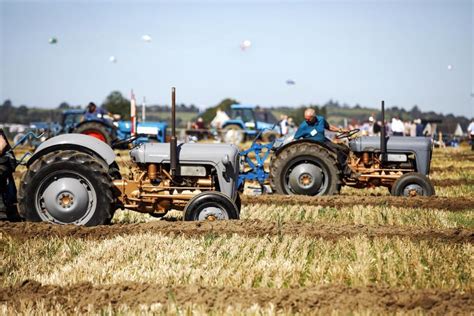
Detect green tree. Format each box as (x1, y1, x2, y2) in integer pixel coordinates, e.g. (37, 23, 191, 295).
(201, 98, 239, 124)
(57, 102, 71, 110)
(102, 91, 131, 120)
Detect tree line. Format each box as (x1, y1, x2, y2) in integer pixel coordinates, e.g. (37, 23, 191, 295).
(1, 91, 471, 134)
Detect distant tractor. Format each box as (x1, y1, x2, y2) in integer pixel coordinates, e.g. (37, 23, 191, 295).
(240, 101, 435, 197)
(221, 104, 280, 144)
(21, 109, 167, 148)
(16, 88, 240, 226)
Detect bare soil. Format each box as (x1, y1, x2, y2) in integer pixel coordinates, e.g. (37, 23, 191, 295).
(434, 153, 474, 162)
(1, 280, 472, 314)
(432, 179, 474, 187)
(243, 195, 474, 211)
(430, 166, 473, 172)
(1, 220, 472, 243)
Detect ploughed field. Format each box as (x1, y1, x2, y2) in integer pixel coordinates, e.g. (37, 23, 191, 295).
(1, 147, 473, 314)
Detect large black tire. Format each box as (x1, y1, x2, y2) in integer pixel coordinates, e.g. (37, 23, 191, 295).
(391, 172, 435, 197)
(18, 150, 116, 226)
(270, 142, 341, 196)
(184, 192, 239, 221)
(221, 124, 245, 145)
(74, 122, 115, 146)
(234, 192, 241, 214)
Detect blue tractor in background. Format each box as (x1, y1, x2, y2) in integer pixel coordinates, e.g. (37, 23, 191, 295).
(221, 104, 280, 145)
(24, 109, 167, 148)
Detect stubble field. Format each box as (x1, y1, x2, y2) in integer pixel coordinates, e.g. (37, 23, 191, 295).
(1, 146, 473, 314)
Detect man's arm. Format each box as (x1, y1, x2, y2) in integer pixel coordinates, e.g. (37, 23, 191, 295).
(294, 123, 306, 139)
(325, 119, 347, 133)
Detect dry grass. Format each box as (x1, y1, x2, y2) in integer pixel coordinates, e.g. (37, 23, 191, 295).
(2, 234, 472, 290)
(3, 145, 473, 314)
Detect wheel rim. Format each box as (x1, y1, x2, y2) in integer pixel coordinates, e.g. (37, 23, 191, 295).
(82, 130, 106, 142)
(197, 205, 229, 221)
(402, 184, 425, 197)
(35, 171, 97, 224)
(224, 129, 244, 144)
(284, 158, 328, 195)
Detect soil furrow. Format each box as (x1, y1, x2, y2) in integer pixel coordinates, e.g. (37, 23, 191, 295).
(1, 280, 472, 314)
(1, 220, 472, 243)
(243, 195, 474, 211)
(432, 179, 474, 187)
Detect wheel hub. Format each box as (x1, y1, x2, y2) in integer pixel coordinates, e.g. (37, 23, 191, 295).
(403, 184, 424, 197)
(58, 193, 74, 208)
(41, 176, 91, 223)
(288, 163, 324, 195)
(198, 207, 229, 221)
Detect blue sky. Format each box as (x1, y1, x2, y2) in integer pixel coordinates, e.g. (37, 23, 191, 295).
(0, 0, 472, 117)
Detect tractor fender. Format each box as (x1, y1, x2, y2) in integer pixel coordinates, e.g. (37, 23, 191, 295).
(75, 119, 116, 130)
(222, 121, 245, 130)
(27, 134, 116, 167)
(274, 138, 337, 158)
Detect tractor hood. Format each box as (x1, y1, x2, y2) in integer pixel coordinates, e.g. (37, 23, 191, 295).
(130, 142, 240, 199)
(130, 142, 239, 166)
(349, 136, 433, 174)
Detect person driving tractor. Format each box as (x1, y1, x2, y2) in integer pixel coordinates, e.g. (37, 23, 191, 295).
(294, 108, 357, 178)
(84, 102, 108, 121)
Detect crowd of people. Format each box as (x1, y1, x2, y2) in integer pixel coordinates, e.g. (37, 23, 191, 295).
(348, 115, 429, 138)
(189, 108, 474, 150)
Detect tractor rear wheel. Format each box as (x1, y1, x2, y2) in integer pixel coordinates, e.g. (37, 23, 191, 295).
(184, 192, 239, 221)
(270, 142, 341, 196)
(391, 172, 435, 197)
(18, 150, 116, 226)
(74, 122, 114, 146)
(222, 125, 245, 145)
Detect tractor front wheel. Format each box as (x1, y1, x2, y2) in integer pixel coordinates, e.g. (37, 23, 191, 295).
(391, 172, 435, 197)
(18, 150, 116, 226)
(184, 192, 239, 221)
(222, 125, 245, 145)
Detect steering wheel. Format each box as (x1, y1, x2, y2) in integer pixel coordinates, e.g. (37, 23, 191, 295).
(335, 128, 360, 140)
(112, 134, 144, 149)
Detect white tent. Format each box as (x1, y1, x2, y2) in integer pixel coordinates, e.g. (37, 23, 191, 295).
(454, 123, 464, 137)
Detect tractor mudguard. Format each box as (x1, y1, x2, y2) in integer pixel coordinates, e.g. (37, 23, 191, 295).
(274, 138, 337, 158)
(27, 134, 116, 167)
(75, 119, 116, 130)
(222, 120, 245, 130)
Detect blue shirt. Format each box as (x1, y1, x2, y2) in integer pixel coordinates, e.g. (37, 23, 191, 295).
(294, 115, 329, 142)
(84, 107, 108, 121)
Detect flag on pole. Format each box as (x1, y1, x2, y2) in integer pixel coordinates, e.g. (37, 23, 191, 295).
(131, 90, 137, 136)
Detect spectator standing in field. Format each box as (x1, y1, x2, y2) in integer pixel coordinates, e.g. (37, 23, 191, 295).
(414, 119, 424, 136)
(409, 121, 417, 137)
(468, 119, 474, 150)
(279, 115, 289, 135)
(192, 117, 205, 130)
(287, 117, 296, 134)
(391, 117, 405, 136)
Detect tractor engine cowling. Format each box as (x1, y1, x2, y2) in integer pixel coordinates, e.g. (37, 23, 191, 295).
(114, 143, 240, 215)
(349, 136, 432, 175)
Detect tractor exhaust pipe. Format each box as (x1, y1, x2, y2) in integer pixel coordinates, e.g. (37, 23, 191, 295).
(380, 100, 387, 162)
(170, 87, 178, 177)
